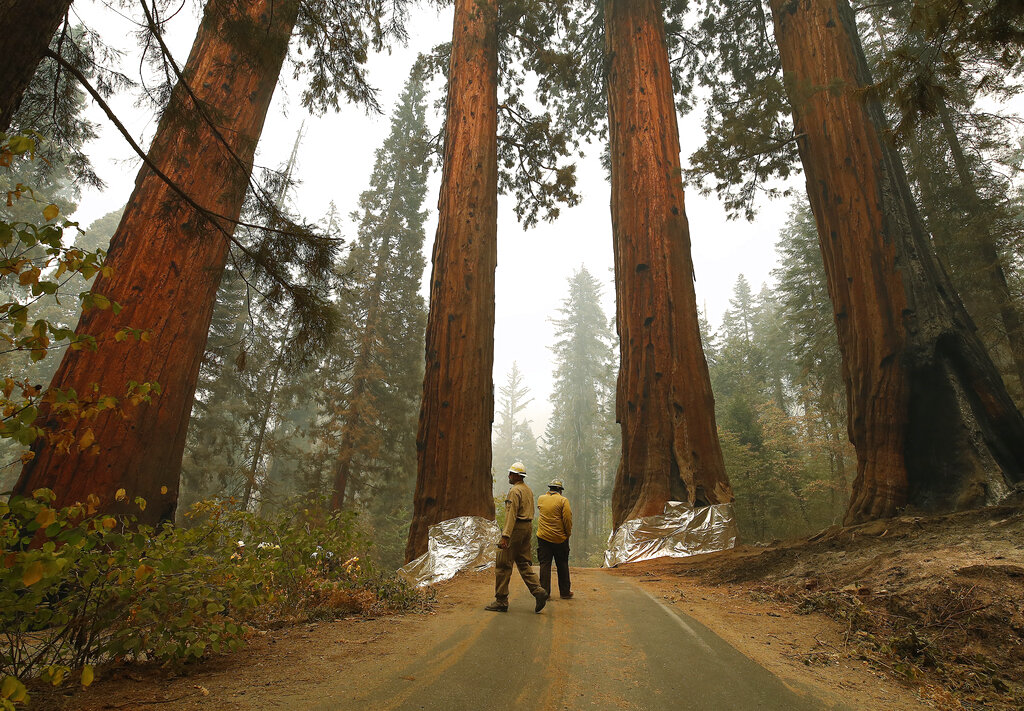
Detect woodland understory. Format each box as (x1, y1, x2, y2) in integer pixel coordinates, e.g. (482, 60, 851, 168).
(2, 0, 1024, 707)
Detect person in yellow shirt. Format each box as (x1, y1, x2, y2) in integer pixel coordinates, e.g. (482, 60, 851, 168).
(536, 479, 573, 599)
(485, 462, 548, 613)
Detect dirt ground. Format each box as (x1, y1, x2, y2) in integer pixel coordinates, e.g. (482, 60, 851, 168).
(612, 502, 1024, 711)
(32, 503, 1024, 711)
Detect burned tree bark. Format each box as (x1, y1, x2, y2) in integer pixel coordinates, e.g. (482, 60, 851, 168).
(14, 0, 300, 524)
(0, 0, 72, 131)
(404, 0, 499, 561)
(767, 0, 1024, 523)
(604, 0, 733, 528)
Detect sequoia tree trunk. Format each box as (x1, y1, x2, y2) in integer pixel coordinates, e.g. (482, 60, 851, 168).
(768, 0, 1024, 523)
(604, 0, 734, 529)
(404, 0, 498, 561)
(14, 0, 299, 524)
(0, 0, 72, 131)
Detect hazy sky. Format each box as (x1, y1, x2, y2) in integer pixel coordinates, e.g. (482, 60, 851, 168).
(70, 1, 795, 437)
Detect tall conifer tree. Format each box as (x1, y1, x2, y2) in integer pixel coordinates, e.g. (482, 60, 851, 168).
(14, 0, 408, 524)
(330, 61, 431, 525)
(766, 0, 1024, 521)
(604, 0, 733, 528)
(406, 0, 500, 561)
(542, 267, 617, 559)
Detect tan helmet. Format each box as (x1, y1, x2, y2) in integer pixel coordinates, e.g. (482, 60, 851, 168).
(508, 461, 527, 476)
(549, 479, 564, 490)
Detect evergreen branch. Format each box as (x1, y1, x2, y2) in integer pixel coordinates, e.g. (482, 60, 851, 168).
(43, 47, 326, 303)
(137, 0, 290, 221)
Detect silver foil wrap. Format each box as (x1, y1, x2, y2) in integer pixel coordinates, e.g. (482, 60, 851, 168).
(603, 501, 738, 567)
(397, 516, 500, 588)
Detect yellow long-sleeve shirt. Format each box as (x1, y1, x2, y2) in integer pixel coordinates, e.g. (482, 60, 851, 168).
(537, 491, 572, 543)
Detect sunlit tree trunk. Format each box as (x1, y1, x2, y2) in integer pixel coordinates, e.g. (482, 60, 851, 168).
(14, 0, 300, 524)
(405, 0, 498, 561)
(768, 0, 1024, 523)
(604, 0, 733, 528)
(0, 0, 71, 131)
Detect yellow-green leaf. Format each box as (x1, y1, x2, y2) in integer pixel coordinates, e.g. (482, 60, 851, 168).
(35, 507, 56, 528)
(43, 204, 59, 221)
(80, 665, 94, 688)
(134, 564, 154, 582)
(114, 488, 127, 502)
(22, 560, 44, 587)
(2, 675, 18, 698)
(79, 429, 95, 450)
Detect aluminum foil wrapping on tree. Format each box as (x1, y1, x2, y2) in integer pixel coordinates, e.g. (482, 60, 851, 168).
(603, 502, 738, 567)
(397, 516, 500, 587)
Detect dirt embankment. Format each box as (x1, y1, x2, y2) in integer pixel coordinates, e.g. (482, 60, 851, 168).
(612, 503, 1024, 711)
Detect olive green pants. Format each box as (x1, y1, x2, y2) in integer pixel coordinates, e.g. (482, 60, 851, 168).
(495, 520, 544, 603)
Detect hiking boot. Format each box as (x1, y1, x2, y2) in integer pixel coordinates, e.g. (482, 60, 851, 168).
(485, 601, 508, 612)
(534, 590, 548, 613)
(560, 593, 574, 599)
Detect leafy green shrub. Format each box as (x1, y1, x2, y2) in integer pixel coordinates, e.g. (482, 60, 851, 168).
(0, 489, 428, 706)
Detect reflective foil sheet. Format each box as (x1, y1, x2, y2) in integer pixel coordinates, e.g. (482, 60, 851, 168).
(603, 502, 737, 567)
(398, 516, 500, 588)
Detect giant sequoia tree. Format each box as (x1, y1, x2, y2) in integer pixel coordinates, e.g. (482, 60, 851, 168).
(604, 0, 733, 527)
(14, 0, 303, 523)
(766, 0, 1024, 521)
(0, 0, 72, 131)
(15, 0, 403, 523)
(405, 0, 500, 560)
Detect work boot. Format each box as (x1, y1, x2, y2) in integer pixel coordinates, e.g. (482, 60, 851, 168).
(560, 592, 574, 599)
(485, 601, 508, 612)
(534, 590, 548, 613)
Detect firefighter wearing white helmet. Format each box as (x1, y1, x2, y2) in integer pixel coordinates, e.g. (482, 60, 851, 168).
(485, 461, 548, 613)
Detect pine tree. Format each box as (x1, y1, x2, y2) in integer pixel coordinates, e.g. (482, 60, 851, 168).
(772, 203, 853, 521)
(680, 0, 1024, 522)
(327, 61, 431, 566)
(860, 4, 1024, 404)
(541, 267, 617, 561)
(493, 363, 535, 481)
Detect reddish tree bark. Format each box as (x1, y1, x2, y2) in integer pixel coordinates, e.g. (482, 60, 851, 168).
(767, 0, 1024, 523)
(14, 0, 300, 524)
(405, 0, 498, 561)
(604, 0, 733, 528)
(0, 0, 72, 131)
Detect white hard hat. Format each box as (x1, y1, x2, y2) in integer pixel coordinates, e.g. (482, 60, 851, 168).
(508, 461, 526, 476)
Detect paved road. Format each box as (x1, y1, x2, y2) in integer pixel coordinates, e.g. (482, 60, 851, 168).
(331, 569, 842, 711)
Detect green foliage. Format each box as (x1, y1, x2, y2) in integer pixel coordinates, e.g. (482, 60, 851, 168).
(708, 220, 854, 542)
(0, 135, 158, 489)
(291, 0, 413, 115)
(423, 1, 582, 228)
(309, 60, 432, 567)
(0, 489, 427, 699)
(539, 267, 618, 560)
